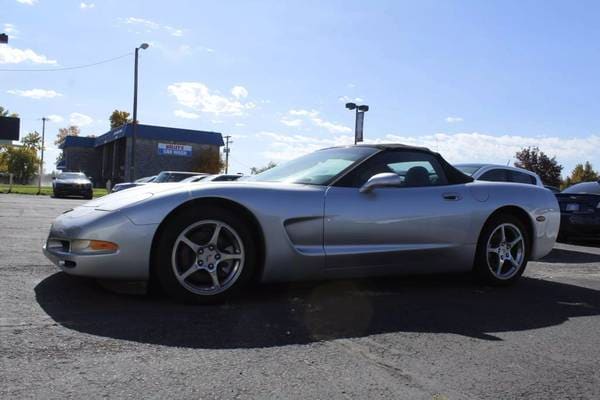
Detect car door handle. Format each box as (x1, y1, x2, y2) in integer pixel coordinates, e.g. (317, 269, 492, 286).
(442, 193, 462, 201)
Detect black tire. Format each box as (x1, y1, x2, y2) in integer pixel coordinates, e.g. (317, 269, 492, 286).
(473, 213, 530, 286)
(154, 205, 258, 304)
(53, 191, 60, 199)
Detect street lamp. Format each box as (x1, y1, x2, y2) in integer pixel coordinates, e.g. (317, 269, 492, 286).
(130, 42, 149, 181)
(345, 102, 369, 144)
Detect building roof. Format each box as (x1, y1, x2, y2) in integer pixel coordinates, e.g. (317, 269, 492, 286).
(61, 123, 224, 149)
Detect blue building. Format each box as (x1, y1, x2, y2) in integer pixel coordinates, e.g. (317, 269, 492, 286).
(59, 124, 224, 185)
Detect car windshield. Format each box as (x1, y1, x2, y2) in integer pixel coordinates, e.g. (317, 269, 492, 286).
(562, 182, 600, 195)
(154, 172, 199, 183)
(58, 172, 86, 179)
(454, 165, 482, 176)
(246, 147, 378, 185)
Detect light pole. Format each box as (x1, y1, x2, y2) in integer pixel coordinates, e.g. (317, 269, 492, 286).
(37, 117, 46, 195)
(130, 42, 149, 181)
(345, 103, 369, 144)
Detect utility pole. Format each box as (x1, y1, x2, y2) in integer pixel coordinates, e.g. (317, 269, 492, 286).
(37, 117, 46, 195)
(223, 135, 232, 174)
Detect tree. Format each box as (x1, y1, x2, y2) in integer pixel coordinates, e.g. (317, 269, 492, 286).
(0, 106, 18, 117)
(22, 131, 42, 151)
(0, 146, 40, 183)
(191, 149, 225, 174)
(514, 147, 563, 187)
(250, 161, 277, 175)
(563, 162, 599, 189)
(54, 125, 80, 147)
(109, 110, 131, 129)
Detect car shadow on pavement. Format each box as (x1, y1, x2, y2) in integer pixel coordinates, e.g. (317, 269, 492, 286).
(35, 272, 600, 349)
(540, 248, 600, 264)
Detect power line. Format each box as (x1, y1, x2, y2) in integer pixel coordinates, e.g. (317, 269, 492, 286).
(0, 52, 133, 72)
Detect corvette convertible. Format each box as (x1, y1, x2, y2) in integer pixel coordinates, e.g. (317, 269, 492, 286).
(43, 144, 560, 303)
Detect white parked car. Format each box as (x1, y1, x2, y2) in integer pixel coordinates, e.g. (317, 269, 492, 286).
(454, 164, 543, 187)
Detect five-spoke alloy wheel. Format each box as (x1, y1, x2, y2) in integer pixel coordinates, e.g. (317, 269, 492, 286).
(172, 220, 245, 295)
(154, 205, 257, 304)
(474, 214, 529, 285)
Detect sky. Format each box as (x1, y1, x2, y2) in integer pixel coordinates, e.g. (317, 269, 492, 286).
(2, 0, 600, 176)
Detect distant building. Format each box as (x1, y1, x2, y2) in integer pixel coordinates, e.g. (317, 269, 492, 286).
(59, 124, 224, 185)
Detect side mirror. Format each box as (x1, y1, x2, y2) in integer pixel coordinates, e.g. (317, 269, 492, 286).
(52, 176, 56, 180)
(359, 172, 403, 193)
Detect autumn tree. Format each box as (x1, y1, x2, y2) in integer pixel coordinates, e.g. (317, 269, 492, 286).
(514, 147, 563, 187)
(0, 133, 41, 183)
(109, 110, 131, 129)
(250, 161, 277, 175)
(54, 125, 80, 147)
(192, 149, 225, 174)
(563, 162, 599, 189)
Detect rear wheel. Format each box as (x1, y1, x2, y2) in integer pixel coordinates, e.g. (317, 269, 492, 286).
(154, 206, 257, 304)
(473, 214, 529, 285)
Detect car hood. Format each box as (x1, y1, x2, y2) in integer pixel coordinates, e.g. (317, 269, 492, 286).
(83, 180, 318, 212)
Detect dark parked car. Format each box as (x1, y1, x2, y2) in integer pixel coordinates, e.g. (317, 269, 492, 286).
(52, 172, 93, 199)
(556, 180, 600, 241)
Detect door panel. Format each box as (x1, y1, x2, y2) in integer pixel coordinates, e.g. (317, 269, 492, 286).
(324, 185, 475, 272)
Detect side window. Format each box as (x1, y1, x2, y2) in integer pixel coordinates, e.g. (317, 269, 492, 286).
(509, 171, 536, 185)
(335, 150, 448, 188)
(479, 169, 508, 182)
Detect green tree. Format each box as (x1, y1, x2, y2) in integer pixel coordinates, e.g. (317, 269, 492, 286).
(563, 162, 599, 189)
(1, 145, 40, 184)
(109, 110, 131, 129)
(22, 131, 42, 151)
(250, 161, 277, 175)
(514, 147, 563, 187)
(0, 106, 18, 117)
(191, 149, 225, 174)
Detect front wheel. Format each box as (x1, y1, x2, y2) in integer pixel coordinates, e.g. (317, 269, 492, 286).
(154, 206, 257, 304)
(473, 214, 529, 286)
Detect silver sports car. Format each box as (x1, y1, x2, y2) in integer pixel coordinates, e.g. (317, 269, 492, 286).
(43, 144, 560, 303)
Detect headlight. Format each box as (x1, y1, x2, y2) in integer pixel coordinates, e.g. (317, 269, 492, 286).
(71, 239, 119, 254)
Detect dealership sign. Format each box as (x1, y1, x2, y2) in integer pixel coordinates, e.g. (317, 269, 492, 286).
(158, 143, 192, 157)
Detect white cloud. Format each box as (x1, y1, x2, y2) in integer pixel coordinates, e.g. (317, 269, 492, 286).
(7, 88, 62, 99)
(254, 130, 600, 174)
(0, 45, 57, 64)
(285, 109, 351, 134)
(280, 118, 303, 127)
(234, 122, 246, 127)
(121, 17, 184, 37)
(16, 0, 37, 5)
(174, 109, 200, 119)
(256, 131, 352, 160)
(3, 24, 18, 37)
(231, 86, 248, 99)
(165, 26, 183, 37)
(46, 115, 64, 123)
(338, 95, 364, 103)
(445, 116, 463, 123)
(80, 2, 95, 9)
(123, 17, 159, 30)
(69, 112, 93, 126)
(167, 82, 255, 116)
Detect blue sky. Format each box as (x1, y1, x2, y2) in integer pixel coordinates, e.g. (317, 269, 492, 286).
(2, 0, 600, 176)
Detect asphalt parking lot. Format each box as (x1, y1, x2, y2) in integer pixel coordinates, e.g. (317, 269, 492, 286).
(1, 194, 599, 399)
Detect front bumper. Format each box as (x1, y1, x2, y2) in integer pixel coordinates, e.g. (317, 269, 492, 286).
(42, 207, 158, 280)
(54, 185, 93, 197)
